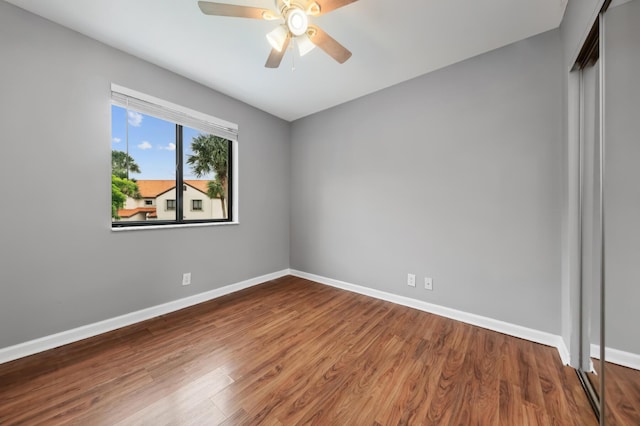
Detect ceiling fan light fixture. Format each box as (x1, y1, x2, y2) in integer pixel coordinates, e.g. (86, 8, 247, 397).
(197, 0, 357, 68)
(286, 8, 308, 36)
(297, 33, 316, 56)
(266, 25, 288, 52)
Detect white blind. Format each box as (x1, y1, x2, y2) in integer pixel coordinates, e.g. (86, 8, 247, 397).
(111, 84, 238, 141)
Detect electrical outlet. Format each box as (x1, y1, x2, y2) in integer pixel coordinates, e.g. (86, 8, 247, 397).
(425, 277, 433, 291)
(407, 273, 416, 287)
(182, 272, 191, 286)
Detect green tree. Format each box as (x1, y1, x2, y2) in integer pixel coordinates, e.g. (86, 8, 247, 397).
(207, 179, 224, 200)
(111, 175, 141, 219)
(187, 135, 229, 218)
(112, 150, 141, 179)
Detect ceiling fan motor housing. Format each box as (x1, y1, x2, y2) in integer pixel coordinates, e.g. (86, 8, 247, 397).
(286, 7, 308, 36)
(277, 1, 313, 36)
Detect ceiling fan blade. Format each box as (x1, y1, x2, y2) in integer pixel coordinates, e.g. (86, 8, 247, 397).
(265, 36, 291, 68)
(307, 0, 358, 16)
(308, 25, 352, 64)
(198, 1, 277, 20)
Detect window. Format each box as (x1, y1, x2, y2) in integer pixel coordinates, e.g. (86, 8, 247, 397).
(111, 84, 237, 228)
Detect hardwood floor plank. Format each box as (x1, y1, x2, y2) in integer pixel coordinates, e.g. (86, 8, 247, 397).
(534, 343, 581, 425)
(296, 334, 407, 425)
(499, 380, 520, 425)
(273, 316, 405, 424)
(0, 276, 602, 425)
(114, 368, 231, 426)
(451, 327, 501, 426)
(603, 364, 640, 425)
(425, 346, 468, 424)
(210, 301, 378, 418)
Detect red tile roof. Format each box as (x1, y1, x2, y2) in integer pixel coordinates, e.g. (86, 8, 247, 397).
(136, 181, 175, 198)
(135, 180, 212, 197)
(186, 180, 210, 194)
(117, 207, 156, 218)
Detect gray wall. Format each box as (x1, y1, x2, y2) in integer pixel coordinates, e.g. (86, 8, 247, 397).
(605, 0, 640, 355)
(290, 30, 563, 334)
(0, 1, 290, 349)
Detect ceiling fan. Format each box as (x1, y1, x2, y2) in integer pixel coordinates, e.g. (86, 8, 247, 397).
(197, 0, 358, 68)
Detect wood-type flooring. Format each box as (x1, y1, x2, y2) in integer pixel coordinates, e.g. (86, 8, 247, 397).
(0, 276, 600, 425)
(589, 357, 640, 425)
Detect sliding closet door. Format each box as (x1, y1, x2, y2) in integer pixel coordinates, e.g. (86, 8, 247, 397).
(579, 58, 604, 408)
(602, 1, 640, 424)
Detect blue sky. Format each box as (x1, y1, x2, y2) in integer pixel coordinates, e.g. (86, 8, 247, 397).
(111, 105, 213, 180)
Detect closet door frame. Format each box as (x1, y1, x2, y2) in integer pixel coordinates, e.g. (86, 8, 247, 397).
(570, 10, 608, 425)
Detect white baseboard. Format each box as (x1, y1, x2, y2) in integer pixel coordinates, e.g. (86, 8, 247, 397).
(290, 269, 571, 365)
(0, 269, 579, 368)
(591, 343, 640, 371)
(0, 269, 290, 365)
(557, 339, 571, 366)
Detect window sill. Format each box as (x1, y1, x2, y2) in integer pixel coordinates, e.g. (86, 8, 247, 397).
(111, 221, 239, 232)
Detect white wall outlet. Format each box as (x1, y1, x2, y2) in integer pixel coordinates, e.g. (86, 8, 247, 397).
(407, 273, 416, 287)
(425, 277, 433, 291)
(182, 272, 191, 286)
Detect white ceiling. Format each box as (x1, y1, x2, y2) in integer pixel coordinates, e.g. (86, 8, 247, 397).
(6, 0, 568, 121)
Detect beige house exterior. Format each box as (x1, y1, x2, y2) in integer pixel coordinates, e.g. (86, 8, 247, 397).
(116, 180, 225, 221)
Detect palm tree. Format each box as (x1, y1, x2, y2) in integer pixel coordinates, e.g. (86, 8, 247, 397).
(207, 179, 223, 199)
(112, 150, 141, 179)
(187, 135, 229, 218)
